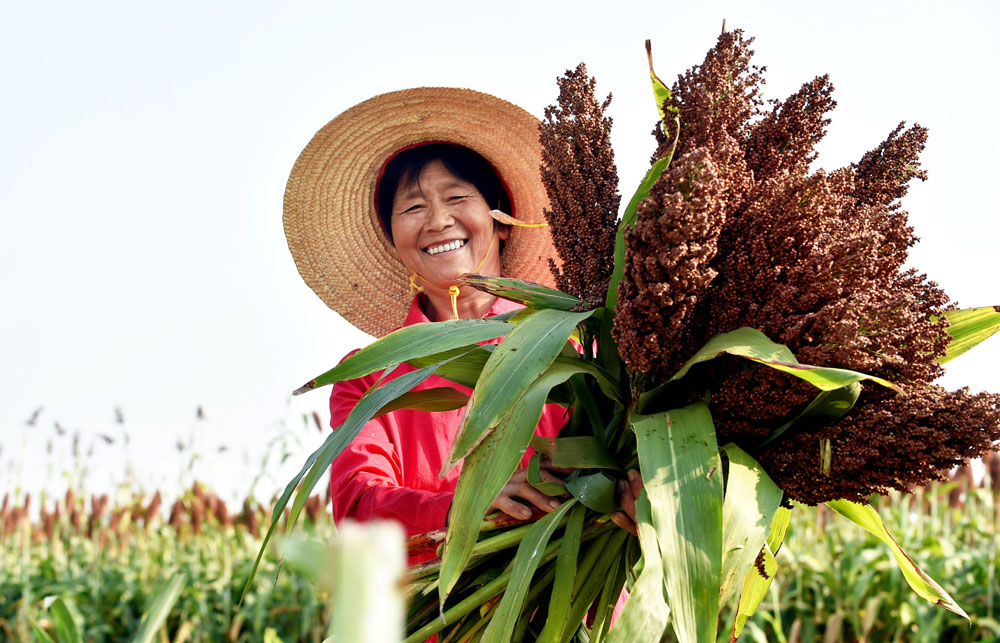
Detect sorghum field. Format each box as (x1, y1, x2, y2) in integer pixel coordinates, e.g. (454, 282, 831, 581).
(2, 452, 997, 641)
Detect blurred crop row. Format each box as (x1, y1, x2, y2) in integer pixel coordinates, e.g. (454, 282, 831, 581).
(1, 456, 996, 641)
(1, 481, 332, 642)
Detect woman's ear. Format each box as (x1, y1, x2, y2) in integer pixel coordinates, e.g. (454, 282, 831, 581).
(496, 222, 510, 241)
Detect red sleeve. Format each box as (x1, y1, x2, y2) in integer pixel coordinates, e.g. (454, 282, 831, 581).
(328, 374, 452, 536)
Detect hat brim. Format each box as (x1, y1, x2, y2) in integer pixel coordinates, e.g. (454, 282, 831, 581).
(284, 87, 558, 338)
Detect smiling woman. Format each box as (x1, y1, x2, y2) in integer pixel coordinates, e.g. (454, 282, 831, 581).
(281, 88, 599, 567)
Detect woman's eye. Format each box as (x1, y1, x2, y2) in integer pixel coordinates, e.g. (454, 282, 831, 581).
(447, 195, 468, 203)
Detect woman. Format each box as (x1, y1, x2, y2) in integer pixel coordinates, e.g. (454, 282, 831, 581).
(283, 88, 640, 567)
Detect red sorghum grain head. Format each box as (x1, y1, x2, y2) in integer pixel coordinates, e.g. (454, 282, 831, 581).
(540, 63, 620, 307)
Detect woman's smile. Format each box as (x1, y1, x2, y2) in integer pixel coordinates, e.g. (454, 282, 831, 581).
(424, 239, 467, 256)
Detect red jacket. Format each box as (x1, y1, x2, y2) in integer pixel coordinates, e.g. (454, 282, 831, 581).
(328, 296, 569, 564)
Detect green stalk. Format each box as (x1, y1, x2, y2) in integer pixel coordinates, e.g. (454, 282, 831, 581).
(405, 523, 615, 643)
(572, 531, 613, 596)
(406, 578, 434, 601)
(512, 563, 559, 642)
(440, 613, 474, 643)
(538, 503, 587, 643)
(590, 549, 628, 643)
(437, 511, 572, 560)
(523, 562, 559, 609)
(407, 558, 443, 582)
(561, 530, 629, 643)
(406, 592, 442, 631)
(420, 517, 613, 600)
(454, 604, 496, 643)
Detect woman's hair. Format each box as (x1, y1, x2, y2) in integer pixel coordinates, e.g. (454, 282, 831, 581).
(376, 143, 512, 241)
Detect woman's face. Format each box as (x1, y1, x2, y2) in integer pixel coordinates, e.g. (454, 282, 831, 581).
(390, 160, 508, 286)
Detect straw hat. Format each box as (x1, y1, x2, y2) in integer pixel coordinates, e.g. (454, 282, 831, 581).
(283, 87, 558, 338)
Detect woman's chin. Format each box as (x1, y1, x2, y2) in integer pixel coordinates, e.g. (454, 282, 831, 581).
(418, 264, 473, 286)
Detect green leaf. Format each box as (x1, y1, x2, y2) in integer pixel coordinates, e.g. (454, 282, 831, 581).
(529, 435, 621, 470)
(633, 403, 723, 643)
(133, 573, 186, 643)
(595, 306, 623, 378)
(528, 453, 567, 496)
(538, 502, 587, 643)
(462, 274, 583, 311)
(49, 598, 81, 643)
(719, 445, 782, 608)
(605, 157, 672, 311)
(730, 505, 791, 642)
(758, 383, 861, 448)
(606, 490, 670, 643)
(765, 504, 791, 553)
(31, 622, 56, 643)
(448, 309, 593, 465)
(408, 345, 495, 389)
(373, 387, 469, 418)
(551, 355, 621, 403)
(243, 361, 443, 602)
(293, 319, 511, 394)
(439, 364, 579, 602)
(569, 374, 605, 439)
(564, 471, 618, 513)
(644, 39, 678, 124)
(827, 499, 969, 620)
(641, 327, 896, 412)
(939, 306, 1000, 364)
(480, 500, 578, 643)
(730, 548, 777, 642)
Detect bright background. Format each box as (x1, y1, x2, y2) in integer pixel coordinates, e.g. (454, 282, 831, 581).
(3, 1, 998, 503)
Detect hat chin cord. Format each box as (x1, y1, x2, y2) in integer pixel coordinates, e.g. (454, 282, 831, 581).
(409, 230, 499, 320)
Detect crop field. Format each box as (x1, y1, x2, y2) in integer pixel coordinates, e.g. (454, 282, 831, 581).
(1, 456, 997, 642)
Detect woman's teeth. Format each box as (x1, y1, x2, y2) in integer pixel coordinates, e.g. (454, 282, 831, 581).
(426, 240, 466, 255)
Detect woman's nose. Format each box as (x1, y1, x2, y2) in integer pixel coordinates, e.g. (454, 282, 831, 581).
(425, 199, 455, 230)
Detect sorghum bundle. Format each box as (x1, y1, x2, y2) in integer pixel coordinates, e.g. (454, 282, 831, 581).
(276, 31, 1000, 643)
(613, 30, 1000, 504)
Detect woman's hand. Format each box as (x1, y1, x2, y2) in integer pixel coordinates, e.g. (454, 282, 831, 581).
(488, 459, 568, 520)
(611, 469, 644, 536)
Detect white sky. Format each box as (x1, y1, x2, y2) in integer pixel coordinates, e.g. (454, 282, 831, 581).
(2, 1, 998, 504)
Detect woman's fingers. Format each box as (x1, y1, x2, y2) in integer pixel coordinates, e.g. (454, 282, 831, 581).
(611, 511, 638, 537)
(617, 469, 644, 530)
(540, 457, 573, 476)
(618, 479, 637, 522)
(492, 495, 534, 520)
(627, 468, 644, 500)
(509, 480, 562, 512)
(537, 469, 567, 487)
(489, 466, 566, 520)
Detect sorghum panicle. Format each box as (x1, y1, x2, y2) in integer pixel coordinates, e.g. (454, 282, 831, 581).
(613, 147, 727, 378)
(760, 387, 1000, 504)
(744, 75, 836, 182)
(539, 63, 620, 306)
(651, 30, 765, 167)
